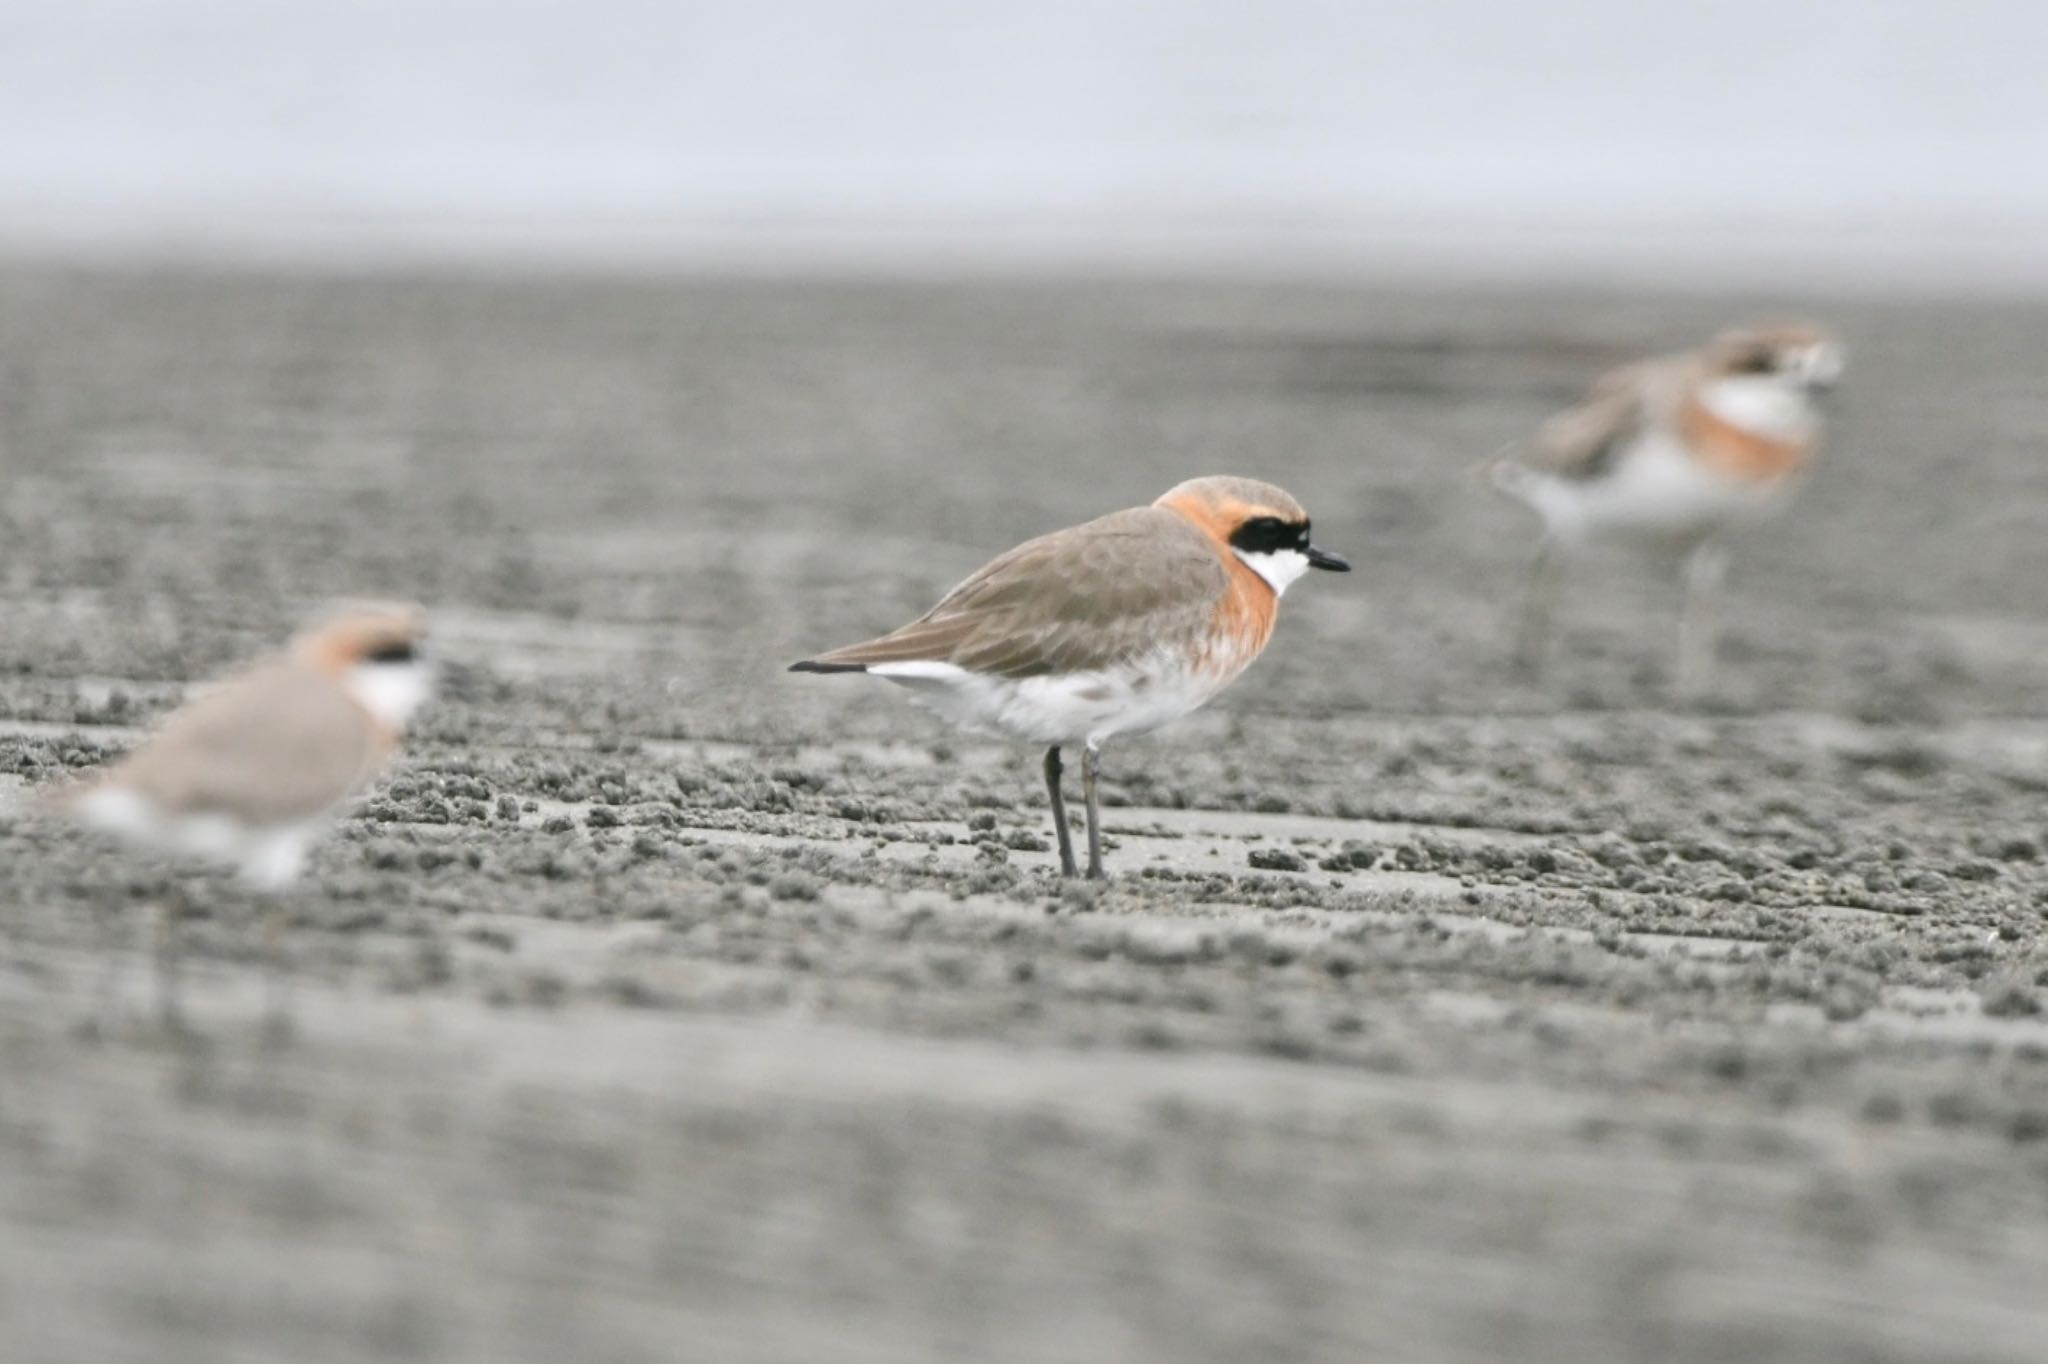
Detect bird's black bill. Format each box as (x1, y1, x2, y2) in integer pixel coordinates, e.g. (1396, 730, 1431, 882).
(1306, 544, 1351, 572)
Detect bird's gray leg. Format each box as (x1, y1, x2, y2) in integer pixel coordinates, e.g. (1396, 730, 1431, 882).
(154, 887, 186, 1037)
(1676, 539, 1730, 701)
(259, 898, 295, 1049)
(240, 836, 307, 1046)
(1081, 744, 1107, 881)
(1044, 746, 1079, 878)
(1514, 537, 1564, 676)
(85, 886, 126, 1040)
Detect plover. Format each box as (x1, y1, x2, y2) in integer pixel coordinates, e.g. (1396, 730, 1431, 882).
(50, 602, 432, 1028)
(791, 476, 1349, 879)
(58, 601, 434, 885)
(1484, 324, 1842, 695)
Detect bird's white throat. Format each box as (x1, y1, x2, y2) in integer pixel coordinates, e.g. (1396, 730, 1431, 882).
(1700, 375, 1820, 442)
(346, 660, 434, 731)
(1232, 546, 1311, 596)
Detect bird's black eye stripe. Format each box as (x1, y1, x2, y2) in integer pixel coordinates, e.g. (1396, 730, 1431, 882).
(1228, 516, 1312, 555)
(365, 641, 417, 665)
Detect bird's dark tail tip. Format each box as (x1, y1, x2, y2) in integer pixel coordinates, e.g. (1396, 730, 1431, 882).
(788, 659, 868, 674)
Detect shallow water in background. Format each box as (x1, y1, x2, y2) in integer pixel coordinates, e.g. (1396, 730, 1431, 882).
(2, 2, 2045, 281)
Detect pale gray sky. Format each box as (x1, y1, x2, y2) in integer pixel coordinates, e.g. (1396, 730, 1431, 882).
(2, 1, 2043, 284)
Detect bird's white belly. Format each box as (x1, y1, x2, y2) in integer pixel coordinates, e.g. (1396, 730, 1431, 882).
(870, 653, 1228, 747)
(1530, 431, 1794, 543)
(75, 787, 323, 890)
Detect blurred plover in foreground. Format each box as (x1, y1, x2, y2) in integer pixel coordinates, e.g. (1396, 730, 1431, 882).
(49, 602, 432, 1027)
(1484, 324, 1842, 697)
(792, 476, 1349, 879)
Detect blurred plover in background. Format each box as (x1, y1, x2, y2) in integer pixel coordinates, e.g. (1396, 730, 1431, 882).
(792, 476, 1349, 878)
(1484, 324, 1843, 696)
(49, 601, 433, 1027)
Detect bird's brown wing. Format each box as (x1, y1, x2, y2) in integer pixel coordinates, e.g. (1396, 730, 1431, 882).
(1514, 358, 1662, 480)
(102, 659, 385, 823)
(799, 507, 1229, 679)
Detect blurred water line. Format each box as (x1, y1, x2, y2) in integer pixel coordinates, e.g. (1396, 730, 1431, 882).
(1, 1, 2043, 289)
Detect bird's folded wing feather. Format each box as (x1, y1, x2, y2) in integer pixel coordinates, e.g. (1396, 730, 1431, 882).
(810, 508, 1229, 678)
(105, 661, 383, 823)
(1514, 357, 1661, 479)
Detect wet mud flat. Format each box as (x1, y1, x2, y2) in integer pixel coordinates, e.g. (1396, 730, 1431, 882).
(2, 269, 2048, 1361)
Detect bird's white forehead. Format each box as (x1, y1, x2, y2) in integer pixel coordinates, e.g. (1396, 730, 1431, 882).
(1799, 341, 1845, 382)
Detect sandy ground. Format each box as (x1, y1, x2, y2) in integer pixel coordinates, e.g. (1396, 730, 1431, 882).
(3, 269, 2048, 1362)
